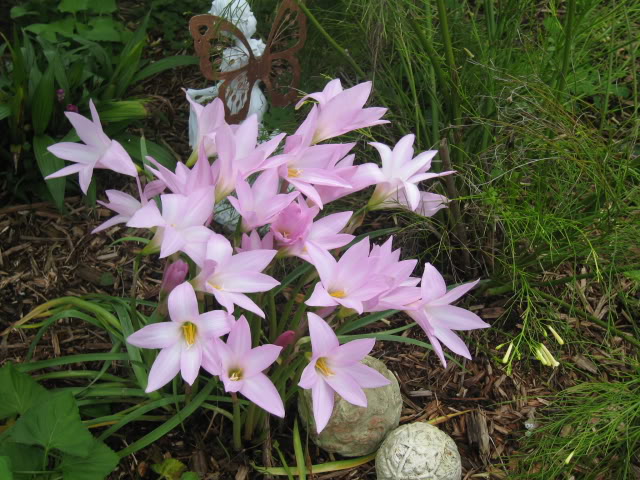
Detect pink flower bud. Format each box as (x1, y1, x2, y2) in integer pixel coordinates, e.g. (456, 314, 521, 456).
(161, 260, 189, 295)
(274, 330, 295, 348)
(66, 104, 78, 113)
(56, 89, 65, 102)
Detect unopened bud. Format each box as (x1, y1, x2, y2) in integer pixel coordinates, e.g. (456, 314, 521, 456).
(274, 330, 295, 348)
(56, 89, 65, 102)
(66, 104, 78, 113)
(160, 260, 189, 295)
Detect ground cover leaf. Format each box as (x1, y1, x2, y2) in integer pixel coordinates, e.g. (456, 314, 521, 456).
(10, 391, 93, 457)
(0, 443, 42, 480)
(0, 364, 48, 420)
(59, 437, 119, 480)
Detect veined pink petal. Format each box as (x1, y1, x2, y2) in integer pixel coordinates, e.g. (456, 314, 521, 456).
(64, 111, 109, 148)
(243, 344, 282, 376)
(298, 359, 319, 389)
(127, 201, 165, 228)
(226, 316, 252, 355)
(48, 142, 99, 164)
(305, 242, 336, 287)
(221, 291, 266, 318)
(391, 134, 415, 168)
(78, 165, 95, 194)
(331, 338, 374, 366)
(180, 343, 203, 385)
(402, 181, 421, 211)
(168, 282, 200, 323)
(427, 305, 490, 331)
(239, 372, 285, 417)
(205, 234, 234, 264)
(307, 313, 339, 356)
(45, 162, 85, 180)
(99, 140, 137, 177)
(343, 362, 390, 388)
(324, 369, 367, 407)
(196, 311, 234, 338)
(225, 249, 277, 273)
(92, 214, 128, 233)
(312, 378, 334, 433)
(214, 272, 279, 293)
(127, 322, 181, 349)
(306, 283, 339, 308)
(201, 342, 222, 376)
(145, 342, 182, 392)
(158, 226, 184, 258)
(431, 279, 480, 306)
(420, 263, 447, 302)
(433, 326, 472, 359)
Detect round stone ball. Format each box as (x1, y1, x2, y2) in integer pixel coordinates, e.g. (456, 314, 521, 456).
(298, 356, 401, 457)
(376, 423, 462, 480)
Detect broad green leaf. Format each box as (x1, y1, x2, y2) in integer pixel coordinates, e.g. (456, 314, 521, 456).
(26, 18, 75, 42)
(152, 458, 187, 480)
(99, 101, 148, 123)
(11, 391, 93, 457)
(31, 66, 55, 135)
(0, 456, 12, 480)
(0, 364, 48, 420)
(58, 0, 89, 13)
(119, 134, 177, 169)
(86, 18, 122, 43)
(33, 135, 66, 211)
(0, 443, 42, 480)
(132, 56, 199, 84)
(59, 438, 119, 480)
(181, 473, 200, 480)
(10, 6, 35, 18)
(88, 0, 117, 13)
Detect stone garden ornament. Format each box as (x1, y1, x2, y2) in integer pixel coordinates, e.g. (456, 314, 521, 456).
(189, 0, 307, 125)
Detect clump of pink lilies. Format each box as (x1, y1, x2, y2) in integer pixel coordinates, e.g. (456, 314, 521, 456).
(46, 79, 488, 436)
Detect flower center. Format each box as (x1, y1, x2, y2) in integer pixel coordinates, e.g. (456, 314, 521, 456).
(208, 281, 223, 290)
(287, 168, 303, 178)
(229, 368, 243, 381)
(181, 322, 197, 346)
(329, 289, 347, 298)
(315, 357, 334, 377)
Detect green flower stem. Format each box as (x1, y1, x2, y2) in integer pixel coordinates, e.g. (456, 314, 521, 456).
(244, 403, 258, 441)
(556, 0, 577, 96)
(268, 290, 278, 342)
(232, 393, 243, 451)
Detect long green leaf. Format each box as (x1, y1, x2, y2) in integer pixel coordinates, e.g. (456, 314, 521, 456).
(17, 353, 129, 373)
(253, 452, 377, 476)
(31, 66, 54, 135)
(292, 418, 306, 480)
(117, 380, 214, 457)
(33, 134, 66, 211)
(132, 56, 199, 84)
(336, 309, 398, 335)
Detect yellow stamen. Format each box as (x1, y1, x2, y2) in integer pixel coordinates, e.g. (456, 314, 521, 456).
(288, 168, 302, 178)
(330, 290, 347, 298)
(229, 368, 243, 381)
(315, 357, 334, 377)
(181, 322, 197, 346)
(208, 281, 223, 290)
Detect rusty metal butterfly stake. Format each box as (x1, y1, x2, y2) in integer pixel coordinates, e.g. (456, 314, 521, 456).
(189, 0, 307, 124)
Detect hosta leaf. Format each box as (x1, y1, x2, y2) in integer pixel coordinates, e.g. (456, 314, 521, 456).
(11, 391, 93, 457)
(58, 0, 88, 13)
(0, 457, 12, 480)
(0, 364, 48, 420)
(31, 66, 54, 135)
(88, 0, 117, 13)
(59, 438, 119, 480)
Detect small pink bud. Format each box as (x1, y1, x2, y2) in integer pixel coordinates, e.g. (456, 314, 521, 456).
(56, 89, 65, 102)
(160, 260, 189, 295)
(274, 330, 295, 348)
(66, 104, 78, 113)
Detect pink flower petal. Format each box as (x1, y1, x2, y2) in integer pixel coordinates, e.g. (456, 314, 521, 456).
(343, 362, 390, 388)
(420, 263, 447, 302)
(331, 338, 374, 366)
(195, 311, 234, 338)
(239, 372, 285, 417)
(427, 305, 490, 331)
(324, 369, 367, 407)
(180, 343, 202, 385)
(298, 359, 319, 389)
(127, 322, 181, 349)
(145, 342, 182, 392)
(168, 282, 200, 323)
(433, 326, 472, 359)
(311, 378, 334, 433)
(243, 344, 282, 376)
(307, 313, 339, 356)
(431, 279, 480, 306)
(226, 316, 252, 355)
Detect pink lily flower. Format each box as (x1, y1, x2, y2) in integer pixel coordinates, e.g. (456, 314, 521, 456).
(127, 188, 215, 263)
(363, 237, 420, 312)
(228, 169, 299, 231)
(306, 238, 390, 314)
(404, 263, 489, 366)
(298, 313, 389, 433)
(295, 79, 388, 144)
(46, 100, 137, 193)
(146, 142, 216, 196)
(367, 134, 454, 212)
(236, 230, 274, 253)
(185, 92, 226, 156)
(192, 235, 279, 317)
(270, 199, 353, 261)
(203, 316, 285, 417)
(127, 282, 234, 392)
(313, 155, 380, 206)
(210, 115, 285, 202)
(92, 178, 164, 234)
